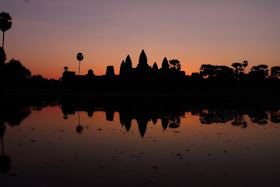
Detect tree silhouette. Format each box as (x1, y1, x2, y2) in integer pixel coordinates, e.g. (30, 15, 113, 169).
(242, 60, 248, 74)
(169, 118, 180, 128)
(200, 64, 215, 78)
(7, 59, 31, 82)
(76, 53, 84, 75)
(215, 65, 234, 80)
(250, 64, 269, 79)
(162, 57, 169, 71)
(249, 110, 268, 125)
(169, 59, 181, 71)
(0, 12, 12, 49)
(271, 66, 280, 79)
(231, 62, 243, 78)
(0, 47, 6, 65)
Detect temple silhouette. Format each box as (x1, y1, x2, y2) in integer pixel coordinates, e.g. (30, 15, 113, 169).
(60, 49, 185, 90)
(1, 46, 280, 92)
(57, 49, 280, 92)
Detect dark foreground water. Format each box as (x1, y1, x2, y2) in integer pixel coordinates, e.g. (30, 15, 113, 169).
(0, 96, 280, 187)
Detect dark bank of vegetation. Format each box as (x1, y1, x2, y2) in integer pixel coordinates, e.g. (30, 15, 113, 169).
(1, 11, 280, 96)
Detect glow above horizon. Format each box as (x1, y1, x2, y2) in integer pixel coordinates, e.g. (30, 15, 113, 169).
(2, 0, 280, 79)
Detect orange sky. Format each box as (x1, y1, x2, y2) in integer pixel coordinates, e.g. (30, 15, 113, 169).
(2, 0, 280, 79)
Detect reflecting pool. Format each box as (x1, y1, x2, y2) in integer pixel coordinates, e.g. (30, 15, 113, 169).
(1, 96, 280, 186)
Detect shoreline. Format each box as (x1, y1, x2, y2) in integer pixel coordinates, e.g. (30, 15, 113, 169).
(2, 88, 280, 103)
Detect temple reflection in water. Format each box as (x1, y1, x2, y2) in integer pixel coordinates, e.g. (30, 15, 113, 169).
(60, 102, 279, 137)
(1, 96, 280, 187)
(12, 95, 272, 139)
(0, 97, 279, 139)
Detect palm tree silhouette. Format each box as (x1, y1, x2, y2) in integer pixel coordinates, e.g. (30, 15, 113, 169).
(76, 111, 83, 133)
(0, 12, 12, 49)
(242, 61, 248, 74)
(0, 124, 11, 173)
(0, 47, 6, 65)
(76, 53, 84, 75)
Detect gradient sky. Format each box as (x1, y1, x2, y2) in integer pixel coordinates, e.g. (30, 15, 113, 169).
(2, 0, 280, 79)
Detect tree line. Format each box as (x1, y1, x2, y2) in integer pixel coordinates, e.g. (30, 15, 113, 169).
(199, 62, 280, 80)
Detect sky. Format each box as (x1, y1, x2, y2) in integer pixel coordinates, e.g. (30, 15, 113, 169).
(1, 0, 280, 79)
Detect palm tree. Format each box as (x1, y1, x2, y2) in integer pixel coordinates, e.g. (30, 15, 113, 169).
(242, 60, 248, 74)
(76, 53, 84, 75)
(0, 12, 12, 49)
(76, 111, 83, 134)
(0, 47, 6, 65)
(0, 124, 11, 174)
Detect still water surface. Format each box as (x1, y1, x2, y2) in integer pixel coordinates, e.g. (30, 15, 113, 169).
(1, 98, 280, 187)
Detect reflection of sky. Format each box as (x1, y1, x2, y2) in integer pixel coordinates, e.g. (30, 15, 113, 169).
(2, 106, 280, 186)
(2, 0, 280, 79)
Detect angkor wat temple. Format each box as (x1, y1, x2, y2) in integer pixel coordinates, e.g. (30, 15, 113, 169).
(60, 49, 279, 92)
(61, 50, 185, 90)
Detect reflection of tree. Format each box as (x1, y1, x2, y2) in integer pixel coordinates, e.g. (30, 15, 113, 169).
(6, 109, 31, 127)
(0, 153, 11, 174)
(0, 106, 31, 127)
(231, 114, 247, 128)
(169, 118, 180, 128)
(249, 110, 268, 125)
(199, 110, 234, 124)
(58, 98, 280, 135)
(0, 123, 11, 174)
(270, 110, 280, 123)
(0, 123, 5, 140)
(76, 111, 83, 133)
(63, 114, 68, 120)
